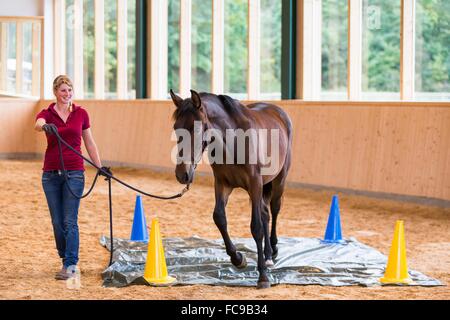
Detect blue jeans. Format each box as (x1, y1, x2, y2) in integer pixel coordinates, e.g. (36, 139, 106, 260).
(42, 170, 85, 268)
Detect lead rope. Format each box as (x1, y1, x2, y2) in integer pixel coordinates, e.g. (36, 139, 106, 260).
(50, 128, 190, 266)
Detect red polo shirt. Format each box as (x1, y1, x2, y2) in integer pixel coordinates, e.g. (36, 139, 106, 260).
(36, 102, 90, 171)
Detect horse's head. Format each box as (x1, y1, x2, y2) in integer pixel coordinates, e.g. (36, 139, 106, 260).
(170, 89, 208, 185)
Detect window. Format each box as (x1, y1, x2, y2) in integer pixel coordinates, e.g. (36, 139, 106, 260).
(0, 19, 41, 97)
(30, 22, 41, 96)
(53, 0, 135, 99)
(191, 0, 212, 93)
(224, 0, 248, 98)
(415, 0, 450, 100)
(7, 23, 16, 93)
(165, 1, 281, 99)
(361, 0, 400, 100)
(83, 0, 95, 98)
(22, 22, 33, 95)
(260, 0, 282, 99)
(127, 0, 136, 99)
(105, 0, 117, 99)
(321, 0, 348, 100)
(66, 0, 75, 83)
(168, 0, 180, 93)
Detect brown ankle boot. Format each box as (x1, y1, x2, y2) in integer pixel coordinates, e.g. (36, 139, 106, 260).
(55, 267, 70, 280)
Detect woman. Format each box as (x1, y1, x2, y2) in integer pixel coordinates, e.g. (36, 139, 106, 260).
(34, 75, 110, 280)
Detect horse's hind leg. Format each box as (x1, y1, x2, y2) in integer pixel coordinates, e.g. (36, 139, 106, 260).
(213, 181, 247, 269)
(270, 192, 282, 260)
(249, 177, 270, 289)
(262, 183, 273, 266)
(270, 168, 289, 260)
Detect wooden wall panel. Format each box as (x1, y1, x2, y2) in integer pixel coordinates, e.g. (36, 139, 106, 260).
(75, 100, 176, 167)
(0, 99, 40, 154)
(0, 99, 446, 201)
(280, 101, 450, 200)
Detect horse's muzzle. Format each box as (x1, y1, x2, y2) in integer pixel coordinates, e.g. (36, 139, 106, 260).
(175, 164, 194, 185)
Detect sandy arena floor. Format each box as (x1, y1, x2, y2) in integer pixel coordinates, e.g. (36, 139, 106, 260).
(0, 159, 449, 300)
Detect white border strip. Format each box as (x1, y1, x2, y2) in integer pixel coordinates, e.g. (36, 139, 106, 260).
(348, 0, 362, 100)
(150, 0, 168, 99)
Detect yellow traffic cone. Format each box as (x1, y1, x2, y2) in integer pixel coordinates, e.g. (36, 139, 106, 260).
(380, 220, 412, 284)
(143, 217, 177, 286)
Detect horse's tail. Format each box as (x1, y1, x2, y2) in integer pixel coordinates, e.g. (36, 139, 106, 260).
(277, 107, 293, 146)
(285, 112, 293, 144)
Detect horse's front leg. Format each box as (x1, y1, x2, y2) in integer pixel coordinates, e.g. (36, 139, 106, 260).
(213, 181, 247, 269)
(250, 179, 270, 289)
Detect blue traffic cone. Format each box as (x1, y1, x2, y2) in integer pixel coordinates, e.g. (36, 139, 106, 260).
(130, 195, 149, 242)
(322, 195, 345, 244)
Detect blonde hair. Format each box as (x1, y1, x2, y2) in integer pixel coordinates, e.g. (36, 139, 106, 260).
(53, 75, 74, 112)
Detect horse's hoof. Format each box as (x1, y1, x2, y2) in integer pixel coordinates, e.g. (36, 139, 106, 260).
(232, 252, 247, 269)
(271, 248, 278, 260)
(265, 259, 274, 267)
(257, 281, 271, 289)
(236, 254, 247, 269)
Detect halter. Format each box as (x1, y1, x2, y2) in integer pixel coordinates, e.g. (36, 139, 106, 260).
(189, 118, 210, 178)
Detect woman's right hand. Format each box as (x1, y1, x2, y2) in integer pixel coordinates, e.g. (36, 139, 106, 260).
(42, 123, 58, 135)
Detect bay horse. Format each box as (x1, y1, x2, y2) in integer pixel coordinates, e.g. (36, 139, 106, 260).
(170, 89, 292, 289)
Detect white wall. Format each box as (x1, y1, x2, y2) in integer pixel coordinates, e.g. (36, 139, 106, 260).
(0, 0, 44, 16)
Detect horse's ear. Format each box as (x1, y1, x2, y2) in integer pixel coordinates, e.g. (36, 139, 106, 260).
(170, 89, 183, 108)
(190, 90, 202, 109)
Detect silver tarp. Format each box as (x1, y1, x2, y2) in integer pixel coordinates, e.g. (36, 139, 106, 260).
(100, 235, 442, 287)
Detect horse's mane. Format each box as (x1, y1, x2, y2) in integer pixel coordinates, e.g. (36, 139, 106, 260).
(217, 94, 247, 118)
(172, 93, 248, 123)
